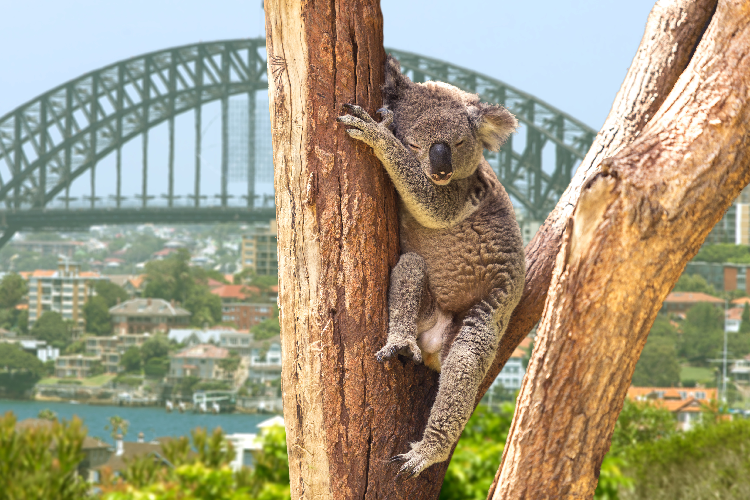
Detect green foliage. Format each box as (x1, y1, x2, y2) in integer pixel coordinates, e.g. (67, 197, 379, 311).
(143, 249, 222, 326)
(143, 356, 169, 378)
(694, 243, 750, 264)
(672, 273, 718, 295)
(113, 374, 142, 388)
(194, 380, 232, 392)
(729, 303, 750, 358)
(105, 415, 130, 440)
(30, 311, 70, 347)
(140, 334, 170, 364)
(102, 426, 290, 500)
(679, 303, 724, 366)
(37, 408, 57, 420)
(439, 404, 514, 500)
(94, 280, 131, 308)
(218, 354, 241, 374)
(621, 419, 750, 500)
(252, 316, 281, 341)
(0, 343, 45, 397)
(632, 336, 681, 387)
(178, 375, 201, 397)
(609, 399, 676, 452)
(0, 412, 89, 500)
(89, 360, 105, 377)
(84, 295, 112, 335)
(0, 273, 27, 309)
(120, 346, 142, 373)
(63, 339, 85, 355)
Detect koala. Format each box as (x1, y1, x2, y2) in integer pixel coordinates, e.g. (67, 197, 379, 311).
(338, 56, 525, 478)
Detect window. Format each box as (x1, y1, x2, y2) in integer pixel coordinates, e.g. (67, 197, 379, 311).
(695, 391, 706, 400)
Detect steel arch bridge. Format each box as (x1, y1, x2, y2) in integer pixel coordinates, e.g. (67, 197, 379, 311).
(0, 39, 595, 248)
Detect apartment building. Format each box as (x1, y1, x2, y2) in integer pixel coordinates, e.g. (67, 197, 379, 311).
(55, 354, 101, 378)
(110, 298, 190, 334)
(240, 220, 278, 276)
(706, 185, 750, 244)
(27, 260, 106, 328)
(168, 344, 231, 382)
(84, 334, 151, 374)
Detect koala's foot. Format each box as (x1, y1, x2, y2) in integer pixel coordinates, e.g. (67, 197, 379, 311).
(390, 441, 444, 479)
(376, 338, 422, 364)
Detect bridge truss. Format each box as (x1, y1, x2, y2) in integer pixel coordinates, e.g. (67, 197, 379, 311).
(0, 39, 595, 248)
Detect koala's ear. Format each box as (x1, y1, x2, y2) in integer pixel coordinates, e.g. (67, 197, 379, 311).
(383, 55, 412, 107)
(468, 103, 518, 152)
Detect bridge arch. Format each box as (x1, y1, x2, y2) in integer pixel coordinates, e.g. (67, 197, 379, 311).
(0, 39, 595, 247)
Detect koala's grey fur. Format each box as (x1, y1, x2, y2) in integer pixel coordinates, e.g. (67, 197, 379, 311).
(338, 56, 525, 478)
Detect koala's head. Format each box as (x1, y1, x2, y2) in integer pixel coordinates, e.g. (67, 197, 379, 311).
(383, 55, 518, 185)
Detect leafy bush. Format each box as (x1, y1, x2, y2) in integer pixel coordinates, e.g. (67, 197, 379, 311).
(144, 356, 169, 378)
(56, 379, 83, 385)
(621, 419, 750, 500)
(0, 412, 89, 500)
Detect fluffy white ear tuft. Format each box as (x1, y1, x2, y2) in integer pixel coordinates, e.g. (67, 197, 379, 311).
(468, 103, 518, 152)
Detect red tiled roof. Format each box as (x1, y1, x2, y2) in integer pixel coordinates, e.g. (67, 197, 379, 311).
(731, 297, 750, 306)
(510, 348, 525, 359)
(727, 307, 744, 321)
(207, 278, 225, 289)
(664, 292, 724, 304)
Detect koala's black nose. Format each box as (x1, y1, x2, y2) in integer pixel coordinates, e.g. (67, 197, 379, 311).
(429, 142, 453, 182)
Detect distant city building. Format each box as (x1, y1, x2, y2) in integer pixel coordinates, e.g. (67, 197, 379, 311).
(26, 260, 107, 328)
(55, 353, 101, 378)
(661, 292, 724, 316)
(705, 185, 750, 244)
(241, 221, 278, 276)
(110, 298, 190, 334)
(11, 239, 86, 258)
(684, 261, 750, 294)
(0, 337, 59, 362)
(627, 387, 718, 431)
(83, 333, 152, 374)
(168, 344, 231, 382)
(220, 303, 274, 331)
(495, 347, 527, 391)
(246, 335, 282, 382)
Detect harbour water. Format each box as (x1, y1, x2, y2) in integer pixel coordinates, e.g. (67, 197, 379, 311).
(0, 399, 271, 445)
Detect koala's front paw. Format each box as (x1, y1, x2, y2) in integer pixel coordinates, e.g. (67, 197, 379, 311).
(376, 339, 422, 364)
(390, 445, 437, 479)
(337, 104, 395, 151)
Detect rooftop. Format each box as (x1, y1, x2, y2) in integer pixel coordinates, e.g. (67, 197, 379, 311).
(663, 292, 724, 304)
(110, 298, 190, 317)
(173, 344, 229, 360)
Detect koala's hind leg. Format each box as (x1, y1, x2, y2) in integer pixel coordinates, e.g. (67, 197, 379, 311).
(392, 289, 514, 478)
(376, 252, 429, 364)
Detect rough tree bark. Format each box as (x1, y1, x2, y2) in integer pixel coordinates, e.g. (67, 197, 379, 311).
(265, 1, 444, 498)
(490, 0, 750, 497)
(266, 0, 748, 498)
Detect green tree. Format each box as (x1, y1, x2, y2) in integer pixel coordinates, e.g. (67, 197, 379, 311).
(0, 273, 27, 309)
(609, 399, 676, 452)
(83, 295, 112, 335)
(143, 357, 169, 378)
(89, 360, 105, 377)
(679, 303, 724, 366)
(0, 343, 45, 397)
(120, 347, 142, 373)
(729, 303, 750, 358)
(694, 243, 750, 264)
(672, 273, 717, 295)
(30, 312, 70, 348)
(632, 336, 681, 387)
(143, 249, 222, 326)
(105, 415, 129, 441)
(251, 317, 281, 341)
(94, 281, 130, 307)
(140, 335, 170, 364)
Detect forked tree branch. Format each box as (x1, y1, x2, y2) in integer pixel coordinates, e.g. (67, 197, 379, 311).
(490, 0, 750, 497)
(477, 0, 718, 405)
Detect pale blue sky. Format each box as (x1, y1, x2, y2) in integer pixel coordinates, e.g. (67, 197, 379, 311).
(1, 1, 656, 128)
(0, 1, 657, 205)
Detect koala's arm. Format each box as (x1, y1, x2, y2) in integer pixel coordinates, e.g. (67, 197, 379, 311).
(338, 104, 468, 229)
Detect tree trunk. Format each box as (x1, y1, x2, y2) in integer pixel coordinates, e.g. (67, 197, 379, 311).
(490, 0, 750, 497)
(265, 1, 443, 498)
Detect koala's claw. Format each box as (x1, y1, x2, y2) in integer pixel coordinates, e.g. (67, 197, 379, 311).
(377, 107, 394, 128)
(376, 340, 422, 364)
(391, 452, 429, 479)
(341, 103, 375, 123)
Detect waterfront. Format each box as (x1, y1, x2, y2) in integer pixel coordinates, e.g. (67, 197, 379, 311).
(0, 399, 271, 444)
